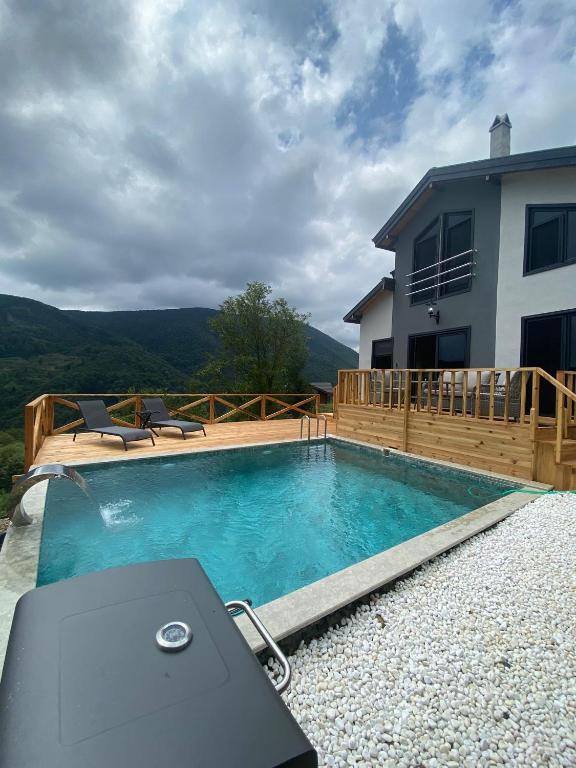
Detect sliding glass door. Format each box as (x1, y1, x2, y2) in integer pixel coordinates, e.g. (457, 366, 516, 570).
(522, 309, 576, 414)
(408, 328, 470, 369)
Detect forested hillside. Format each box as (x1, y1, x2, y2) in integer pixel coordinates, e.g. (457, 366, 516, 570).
(0, 294, 357, 428)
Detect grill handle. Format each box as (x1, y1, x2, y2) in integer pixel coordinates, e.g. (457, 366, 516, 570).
(226, 599, 291, 694)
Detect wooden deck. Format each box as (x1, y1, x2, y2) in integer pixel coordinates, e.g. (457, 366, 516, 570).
(24, 392, 322, 469)
(335, 367, 576, 489)
(23, 372, 576, 488)
(33, 420, 316, 467)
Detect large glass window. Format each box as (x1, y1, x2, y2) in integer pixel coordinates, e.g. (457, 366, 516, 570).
(408, 334, 436, 369)
(411, 219, 439, 304)
(371, 338, 393, 368)
(440, 212, 473, 295)
(437, 331, 468, 367)
(410, 212, 473, 304)
(408, 328, 470, 368)
(525, 205, 576, 274)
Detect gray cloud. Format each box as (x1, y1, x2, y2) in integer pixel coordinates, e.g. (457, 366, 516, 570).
(0, 0, 134, 92)
(0, 0, 575, 349)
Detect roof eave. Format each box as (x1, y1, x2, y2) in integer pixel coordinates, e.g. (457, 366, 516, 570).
(372, 145, 576, 248)
(343, 277, 395, 324)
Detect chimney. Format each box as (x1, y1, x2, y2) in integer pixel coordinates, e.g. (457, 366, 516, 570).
(489, 113, 512, 158)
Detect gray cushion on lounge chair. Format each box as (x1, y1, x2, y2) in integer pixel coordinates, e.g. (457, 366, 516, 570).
(90, 425, 153, 442)
(142, 398, 206, 437)
(75, 400, 154, 448)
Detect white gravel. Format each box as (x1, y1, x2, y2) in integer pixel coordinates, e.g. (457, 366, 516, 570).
(267, 494, 576, 767)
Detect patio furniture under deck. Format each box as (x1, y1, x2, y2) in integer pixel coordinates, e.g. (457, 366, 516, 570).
(419, 370, 527, 420)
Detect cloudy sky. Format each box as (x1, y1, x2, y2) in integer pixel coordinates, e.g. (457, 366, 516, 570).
(0, 0, 575, 347)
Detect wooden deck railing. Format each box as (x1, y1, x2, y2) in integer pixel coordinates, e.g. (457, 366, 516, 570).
(337, 367, 576, 468)
(24, 392, 320, 470)
(557, 371, 576, 428)
(338, 368, 539, 423)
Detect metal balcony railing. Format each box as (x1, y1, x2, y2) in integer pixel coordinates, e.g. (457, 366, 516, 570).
(405, 248, 476, 297)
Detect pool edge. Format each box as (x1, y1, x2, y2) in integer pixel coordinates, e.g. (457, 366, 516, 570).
(234, 488, 542, 653)
(0, 483, 46, 675)
(0, 435, 552, 672)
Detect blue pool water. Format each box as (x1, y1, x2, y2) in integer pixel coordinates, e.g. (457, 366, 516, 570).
(38, 440, 515, 605)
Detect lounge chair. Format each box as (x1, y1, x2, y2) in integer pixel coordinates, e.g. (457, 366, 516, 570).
(140, 397, 206, 439)
(74, 400, 155, 450)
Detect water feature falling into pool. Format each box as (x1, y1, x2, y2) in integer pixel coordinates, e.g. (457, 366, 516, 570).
(8, 464, 91, 526)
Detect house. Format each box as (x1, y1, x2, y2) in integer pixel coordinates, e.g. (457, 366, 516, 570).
(343, 277, 395, 369)
(309, 382, 334, 404)
(345, 116, 576, 387)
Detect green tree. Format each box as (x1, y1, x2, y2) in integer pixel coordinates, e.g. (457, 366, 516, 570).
(201, 282, 310, 392)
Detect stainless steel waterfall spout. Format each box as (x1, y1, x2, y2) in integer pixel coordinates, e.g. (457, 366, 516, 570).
(8, 464, 89, 527)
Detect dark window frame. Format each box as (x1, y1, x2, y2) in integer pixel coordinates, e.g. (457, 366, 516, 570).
(410, 217, 440, 306)
(520, 307, 576, 372)
(438, 209, 475, 297)
(523, 204, 576, 276)
(410, 210, 475, 306)
(407, 326, 471, 368)
(371, 337, 394, 369)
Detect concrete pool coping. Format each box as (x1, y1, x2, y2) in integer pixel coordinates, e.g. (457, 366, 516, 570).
(0, 435, 551, 672)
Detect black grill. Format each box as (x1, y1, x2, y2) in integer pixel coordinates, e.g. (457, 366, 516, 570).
(0, 559, 317, 767)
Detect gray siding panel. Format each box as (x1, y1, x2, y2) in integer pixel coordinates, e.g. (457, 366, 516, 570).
(391, 178, 501, 367)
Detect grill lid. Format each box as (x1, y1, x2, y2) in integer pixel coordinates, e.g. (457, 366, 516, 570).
(0, 559, 317, 768)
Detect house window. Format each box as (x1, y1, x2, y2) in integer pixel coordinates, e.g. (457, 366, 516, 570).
(412, 219, 439, 304)
(408, 328, 470, 368)
(410, 212, 473, 304)
(525, 205, 576, 274)
(440, 212, 473, 295)
(371, 338, 393, 368)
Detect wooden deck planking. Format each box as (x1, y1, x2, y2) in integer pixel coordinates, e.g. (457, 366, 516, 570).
(335, 404, 534, 479)
(33, 420, 313, 467)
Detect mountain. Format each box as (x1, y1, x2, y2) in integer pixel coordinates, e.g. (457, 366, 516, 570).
(0, 295, 188, 428)
(64, 308, 221, 375)
(65, 307, 358, 383)
(0, 294, 357, 427)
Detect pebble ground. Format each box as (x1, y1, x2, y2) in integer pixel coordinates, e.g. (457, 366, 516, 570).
(266, 494, 576, 767)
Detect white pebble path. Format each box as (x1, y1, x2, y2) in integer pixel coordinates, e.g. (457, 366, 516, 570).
(265, 494, 576, 767)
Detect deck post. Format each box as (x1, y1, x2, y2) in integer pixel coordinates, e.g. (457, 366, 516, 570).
(532, 371, 540, 428)
(44, 395, 55, 436)
(520, 370, 527, 425)
(135, 395, 142, 427)
(402, 372, 411, 452)
(209, 395, 215, 423)
(24, 402, 35, 471)
(556, 389, 564, 464)
(529, 407, 537, 480)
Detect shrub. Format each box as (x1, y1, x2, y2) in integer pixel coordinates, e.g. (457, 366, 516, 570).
(0, 441, 24, 494)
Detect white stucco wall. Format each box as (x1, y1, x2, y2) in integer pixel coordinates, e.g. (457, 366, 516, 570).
(358, 291, 394, 368)
(495, 168, 576, 367)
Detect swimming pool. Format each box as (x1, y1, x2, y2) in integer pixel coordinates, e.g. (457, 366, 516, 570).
(38, 440, 516, 605)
